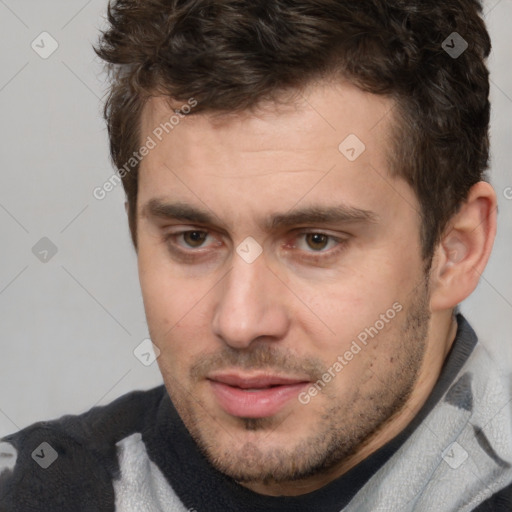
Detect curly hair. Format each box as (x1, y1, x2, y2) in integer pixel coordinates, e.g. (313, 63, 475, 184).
(94, 0, 491, 260)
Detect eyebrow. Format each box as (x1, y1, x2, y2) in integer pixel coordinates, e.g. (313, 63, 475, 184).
(140, 198, 378, 231)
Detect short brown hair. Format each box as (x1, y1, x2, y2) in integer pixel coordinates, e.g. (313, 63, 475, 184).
(95, 0, 491, 260)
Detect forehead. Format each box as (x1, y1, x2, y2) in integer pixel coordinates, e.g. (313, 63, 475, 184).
(141, 81, 394, 152)
(136, 81, 418, 233)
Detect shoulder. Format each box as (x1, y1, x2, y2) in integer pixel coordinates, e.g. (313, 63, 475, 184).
(0, 385, 166, 512)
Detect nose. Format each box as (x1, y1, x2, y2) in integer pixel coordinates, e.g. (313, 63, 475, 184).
(211, 248, 290, 350)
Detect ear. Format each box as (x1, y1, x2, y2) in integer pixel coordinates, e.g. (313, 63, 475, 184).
(429, 181, 497, 312)
(124, 201, 129, 215)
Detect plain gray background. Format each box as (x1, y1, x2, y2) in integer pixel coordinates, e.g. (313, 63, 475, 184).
(0, 0, 511, 439)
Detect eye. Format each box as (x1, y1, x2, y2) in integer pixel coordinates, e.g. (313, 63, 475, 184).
(287, 231, 349, 263)
(298, 233, 337, 252)
(180, 230, 209, 248)
(163, 229, 222, 263)
(164, 229, 217, 252)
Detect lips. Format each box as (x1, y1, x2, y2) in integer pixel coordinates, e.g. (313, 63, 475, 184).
(207, 372, 310, 418)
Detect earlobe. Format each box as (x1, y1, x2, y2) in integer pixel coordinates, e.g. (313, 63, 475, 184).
(430, 181, 497, 312)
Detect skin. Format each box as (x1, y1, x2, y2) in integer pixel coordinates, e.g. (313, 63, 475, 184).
(134, 80, 497, 496)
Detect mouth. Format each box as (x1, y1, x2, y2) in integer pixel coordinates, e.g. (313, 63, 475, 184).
(207, 372, 310, 418)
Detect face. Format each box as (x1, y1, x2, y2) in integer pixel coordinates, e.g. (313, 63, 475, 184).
(136, 82, 432, 493)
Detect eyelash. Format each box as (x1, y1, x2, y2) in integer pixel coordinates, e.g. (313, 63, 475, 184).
(163, 229, 349, 263)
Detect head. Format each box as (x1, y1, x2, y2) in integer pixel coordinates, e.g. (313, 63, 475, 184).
(95, 0, 496, 495)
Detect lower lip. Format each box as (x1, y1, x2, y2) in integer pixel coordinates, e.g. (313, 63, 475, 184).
(209, 380, 308, 418)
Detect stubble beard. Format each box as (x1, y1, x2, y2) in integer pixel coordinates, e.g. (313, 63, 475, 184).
(164, 278, 431, 487)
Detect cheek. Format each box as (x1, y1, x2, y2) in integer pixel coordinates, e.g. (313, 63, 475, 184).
(138, 251, 213, 361)
(138, 249, 185, 346)
(292, 271, 399, 340)
(138, 241, 185, 311)
(294, 261, 418, 375)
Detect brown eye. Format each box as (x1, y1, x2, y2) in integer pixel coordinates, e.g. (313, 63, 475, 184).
(305, 233, 329, 251)
(288, 231, 349, 264)
(182, 231, 208, 248)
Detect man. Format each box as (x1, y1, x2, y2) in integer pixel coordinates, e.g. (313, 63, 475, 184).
(0, 0, 510, 510)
